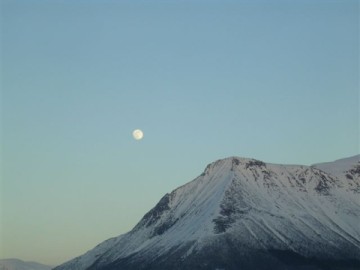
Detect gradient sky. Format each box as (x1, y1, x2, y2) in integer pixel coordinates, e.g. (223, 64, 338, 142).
(1, 0, 359, 266)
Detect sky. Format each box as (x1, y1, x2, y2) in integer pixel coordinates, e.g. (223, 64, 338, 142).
(1, 0, 359, 266)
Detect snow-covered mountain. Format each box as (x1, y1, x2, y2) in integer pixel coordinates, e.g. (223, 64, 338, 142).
(0, 259, 51, 270)
(54, 155, 360, 270)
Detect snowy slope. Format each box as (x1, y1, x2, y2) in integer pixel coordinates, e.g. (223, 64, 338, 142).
(54, 155, 360, 270)
(313, 155, 360, 176)
(313, 155, 360, 192)
(0, 259, 51, 270)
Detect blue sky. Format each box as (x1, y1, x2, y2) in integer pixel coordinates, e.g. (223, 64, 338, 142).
(1, 0, 359, 265)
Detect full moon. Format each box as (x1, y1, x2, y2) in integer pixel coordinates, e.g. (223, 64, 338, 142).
(132, 129, 144, 140)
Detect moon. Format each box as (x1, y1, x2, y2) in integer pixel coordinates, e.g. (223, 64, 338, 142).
(132, 129, 144, 140)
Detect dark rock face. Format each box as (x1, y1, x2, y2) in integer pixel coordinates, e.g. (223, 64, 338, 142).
(213, 178, 247, 234)
(134, 194, 170, 229)
(86, 238, 360, 270)
(212, 215, 234, 234)
(312, 169, 333, 195)
(153, 217, 179, 236)
(343, 163, 360, 192)
(268, 250, 360, 270)
(132, 193, 183, 238)
(349, 164, 360, 175)
(245, 159, 266, 169)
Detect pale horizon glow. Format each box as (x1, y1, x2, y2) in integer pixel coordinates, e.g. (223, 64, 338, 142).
(1, 0, 359, 266)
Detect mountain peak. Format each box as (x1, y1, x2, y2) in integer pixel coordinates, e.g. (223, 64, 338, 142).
(54, 155, 360, 270)
(202, 156, 266, 176)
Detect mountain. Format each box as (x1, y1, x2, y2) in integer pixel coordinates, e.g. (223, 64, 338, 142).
(54, 155, 360, 270)
(0, 259, 52, 270)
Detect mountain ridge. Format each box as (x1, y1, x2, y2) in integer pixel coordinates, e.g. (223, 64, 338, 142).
(54, 155, 360, 270)
(0, 258, 52, 270)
